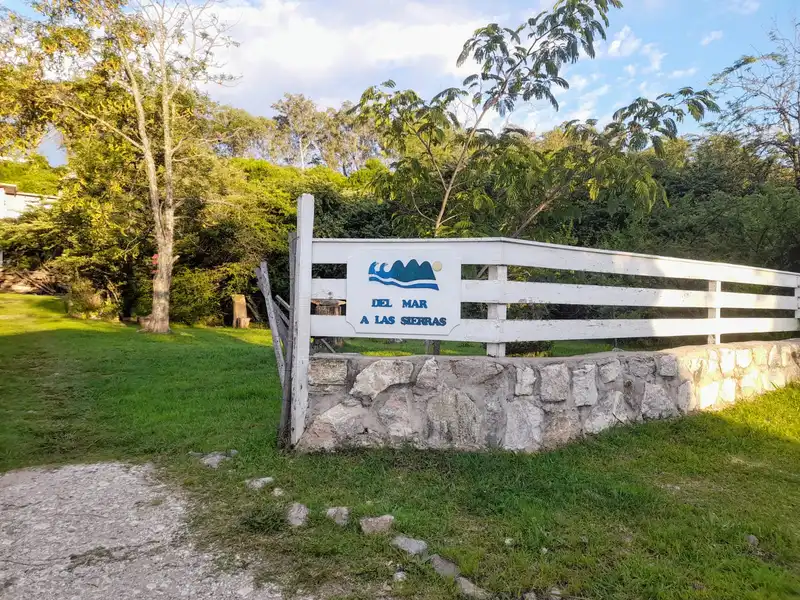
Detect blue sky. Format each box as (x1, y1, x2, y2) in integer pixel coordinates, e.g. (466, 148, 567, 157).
(15, 0, 798, 164)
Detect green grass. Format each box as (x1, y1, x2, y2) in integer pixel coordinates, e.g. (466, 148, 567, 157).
(2, 293, 800, 599)
(338, 337, 613, 357)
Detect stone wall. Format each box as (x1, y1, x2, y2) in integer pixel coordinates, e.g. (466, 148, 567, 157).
(297, 339, 800, 452)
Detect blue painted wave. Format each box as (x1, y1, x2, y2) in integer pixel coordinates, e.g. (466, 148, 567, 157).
(368, 260, 439, 290)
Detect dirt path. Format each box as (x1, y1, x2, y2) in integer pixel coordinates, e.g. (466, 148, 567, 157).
(0, 463, 283, 600)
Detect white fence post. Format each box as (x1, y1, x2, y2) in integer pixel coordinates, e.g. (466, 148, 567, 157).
(290, 194, 314, 446)
(486, 265, 507, 357)
(708, 280, 722, 345)
(795, 277, 800, 323)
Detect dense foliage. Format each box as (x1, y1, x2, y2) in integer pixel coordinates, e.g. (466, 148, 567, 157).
(1, 2, 798, 327)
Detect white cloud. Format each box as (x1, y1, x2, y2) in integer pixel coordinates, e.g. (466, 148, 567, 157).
(641, 43, 666, 74)
(607, 26, 642, 57)
(624, 64, 637, 77)
(208, 0, 490, 113)
(728, 0, 759, 15)
(701, 30, 724, 46)
(669, 67, 698, 79)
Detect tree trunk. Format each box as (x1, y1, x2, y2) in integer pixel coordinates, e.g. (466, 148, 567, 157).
(143, 235, 173, 333)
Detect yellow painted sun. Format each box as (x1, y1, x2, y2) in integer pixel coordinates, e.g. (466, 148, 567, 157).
(432, 261, 442, 272)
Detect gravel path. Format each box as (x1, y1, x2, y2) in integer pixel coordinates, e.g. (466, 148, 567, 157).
(0, 463, 283, 600)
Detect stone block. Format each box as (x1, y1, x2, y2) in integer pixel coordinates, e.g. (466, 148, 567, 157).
(572, 364, 598, 406)
(698, 380, 720, 409)
(720, 378, 737, 403)
(392, 535, 428, 556)
(542, 407, 581, 449)
(768, 345, 781, 367)
(378, 389, 415, 442)
(503, 397, 544, 452)
(540, 363, 570, 402)
(719, 349, 736, 376)
(360, 515, 394, 534)
(429, 554, 459, 578)
(350, 360, 414, 402)
(583, 390, 625, 434)
(740, 368, 762, 398)
(677, 381, 693, 413)
(308, 358, 348, 386)
(707, 350, 720, 375)
(657, 355, 679, 377)
(515, 366, 537, 396)
(599, 359, 621, 384)
(753, 346, 768, 366)
(416, 358, 438, 389)
(781, 346, 794, 367)
(451, 359, 504, 384)
(287, 503, 309, 527)
(626, 356, 655, 379)
(425, 386, 482, 449)
(641, 382, 678, 419)
(325, 507, 350, 526)
(736, 349, 752, 369)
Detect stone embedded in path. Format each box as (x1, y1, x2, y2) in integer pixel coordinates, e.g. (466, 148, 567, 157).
(287, 503, 309, 527)
(198, 449, 238, 469)
(393, 571, 407, 582)
(745, 534, 759, 547)
(360, 515, 394, 534)
(245, 477, 274, 490)
(456, 576, 489, 599)
(391, 535, 428, 556)
(325, 506, 350, 526)
(272, 487, 285, 497)
(429, 554, 459, 578)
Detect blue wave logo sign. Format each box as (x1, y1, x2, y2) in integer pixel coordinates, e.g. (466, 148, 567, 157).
(368, 259, 440, 290)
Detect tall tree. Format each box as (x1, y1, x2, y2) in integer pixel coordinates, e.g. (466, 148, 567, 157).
(2, 0, 234, 332)
(272, 93, 324, 170)
(356, 0, 717, 238)
(711, 21, 800, 191)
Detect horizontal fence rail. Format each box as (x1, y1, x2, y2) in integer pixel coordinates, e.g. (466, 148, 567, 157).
(287, 195, 800, 444)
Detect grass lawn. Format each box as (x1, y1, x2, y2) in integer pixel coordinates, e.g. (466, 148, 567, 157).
(2, 292, 800, 599)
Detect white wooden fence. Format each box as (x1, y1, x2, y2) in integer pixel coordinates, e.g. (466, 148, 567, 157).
(287, 194, 800, 444)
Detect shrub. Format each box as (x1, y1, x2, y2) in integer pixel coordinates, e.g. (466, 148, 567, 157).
(168, 268, 222, 325)
(65, 278, 118, 319)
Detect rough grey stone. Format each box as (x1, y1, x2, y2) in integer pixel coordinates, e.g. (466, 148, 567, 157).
(539, 363, 569, 402)
(641, 383, 678, 419)
(677, 381, 693, 413)
(627, 356, 655, 378)
(378, 389, 414, 441)
(745, 534, 759, 547)
(753, 346, 768, 366)
(781, 345, 794, 367)
(599, 359, 621, 384)
(350, 360, 414, 402)
(245, 477, 274, 490)
(503, 398, 544, 452)
(272, 487, 285, 497)
(0, 463, 284, 600)
(426, 386, 482, 449)
(523, 593, 539, 600)
(456, 577, 490, 599)
(451, 359, 504, 384)
(720, 378, 737, 403)
(429, 554, 459, 578)
(360, 515, 394, 534)
(416, 358, 439, 389)
(286, 503, 309, 527)
(325, 506, 350, 526)
(542, 407, 581, 449)
(298, 404, 378, 451)
(572, 364, 598, 406)
(392, 535, 428, 556)
(584, 390, 625, 434)
(698, 380, 720, 409)
(199, 450, 237, 469)
(515, 366, 537, 396)
(658, 355, 679, 377)
(393, 571, 407, 582)
(308, 358, 348, 386)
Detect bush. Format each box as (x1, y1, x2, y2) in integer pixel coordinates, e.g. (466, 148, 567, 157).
(169, 268, 222, 325)
(66, 278, 118, 319)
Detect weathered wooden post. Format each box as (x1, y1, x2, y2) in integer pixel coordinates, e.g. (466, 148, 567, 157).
(707, 280, 721, 344)
(232, 294, 250, 328)
(311, 299, 345, 348)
